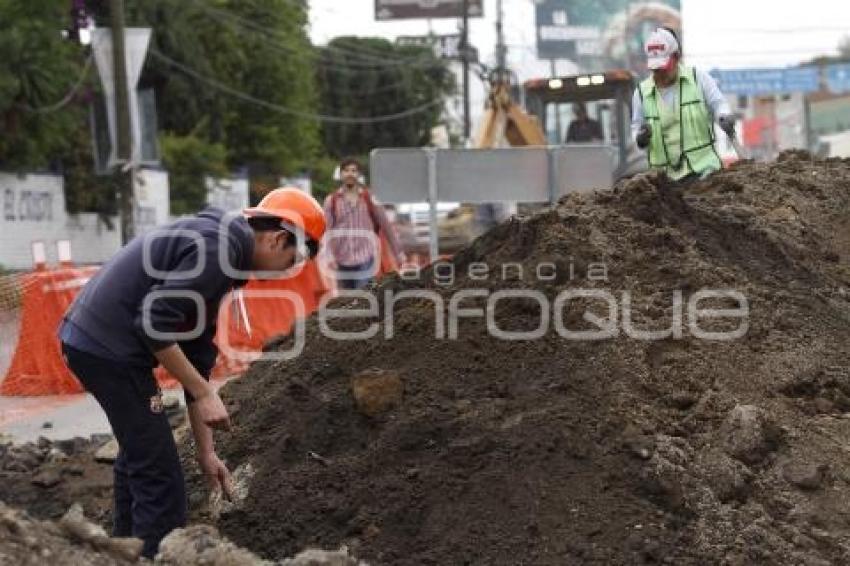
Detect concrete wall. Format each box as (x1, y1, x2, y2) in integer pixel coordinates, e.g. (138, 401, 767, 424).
(1, 171, 253, 271)
(0, 173, 121, 270)
(206, 176, 250, 212)
(134, 168, 170, 236)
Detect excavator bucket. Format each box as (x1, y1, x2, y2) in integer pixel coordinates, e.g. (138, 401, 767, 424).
(474, 82, 548, 149)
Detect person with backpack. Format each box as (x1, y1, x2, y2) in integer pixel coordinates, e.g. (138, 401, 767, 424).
(323, 157, 405, 289)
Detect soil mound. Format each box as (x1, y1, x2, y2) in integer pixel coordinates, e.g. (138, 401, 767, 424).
(201, 155, 849, 564)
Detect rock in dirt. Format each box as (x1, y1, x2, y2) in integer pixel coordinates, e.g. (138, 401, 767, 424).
(157, 525, 366, 566)
(94, 438, 119, 464)
(697, 450, 753, 503)
(59, 503, 144, 562)
(60, 464, 86, 477)
(350, 369, 403, 417)
(156, 525, 270, 565)
(59, 503, 110, 545)
(638, 435, 692, 511)
(783, 462, 827, 491)
(720, 405, 781, 465)
(103, 537, 146, 562)
(55, 437, 88, 457)
(280, 547, 367, 566)
(4, 445, 43, 472)
(46, 448, 69, 464)
(31, 470, 63, 489)
(0, 500, 140, 565)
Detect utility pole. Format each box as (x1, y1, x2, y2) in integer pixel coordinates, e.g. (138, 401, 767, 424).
(495, 0, 506, 73)
(551, 59, 562, 141)
(109, 0, 134, 243)
(461, 0, 470, 143)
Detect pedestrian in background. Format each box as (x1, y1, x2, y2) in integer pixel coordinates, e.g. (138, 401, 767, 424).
(323, 157, 405, 290)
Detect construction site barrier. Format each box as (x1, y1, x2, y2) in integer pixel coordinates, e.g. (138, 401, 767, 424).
(0, 267, 98, 396)
(1, 235, 398, 396)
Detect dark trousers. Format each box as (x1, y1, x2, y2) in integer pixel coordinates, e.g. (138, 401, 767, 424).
(337, 256, 376, 290)
(61, 344, 186, 558)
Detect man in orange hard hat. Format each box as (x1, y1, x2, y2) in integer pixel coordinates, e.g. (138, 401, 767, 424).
(59, 188, 325, 558)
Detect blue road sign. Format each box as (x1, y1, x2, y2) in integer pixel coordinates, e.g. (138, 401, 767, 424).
(710, 67, 820, 95)
(826, 63, 850, 94)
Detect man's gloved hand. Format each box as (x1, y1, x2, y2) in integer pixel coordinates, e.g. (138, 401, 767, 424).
(719, 114, 737, 136)
(636, 122, 652, 149)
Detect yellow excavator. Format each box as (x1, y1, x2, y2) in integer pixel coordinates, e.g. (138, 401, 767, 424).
(438, 68, 641, 252)
(474, 80, 548, 148)
(437, 73, 547, 253)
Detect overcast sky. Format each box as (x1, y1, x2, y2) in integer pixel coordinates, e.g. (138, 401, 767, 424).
(308, 0, 850, 125)
(309, 0, 850, 70)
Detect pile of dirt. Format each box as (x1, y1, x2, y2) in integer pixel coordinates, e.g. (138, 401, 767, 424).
(193, 153, 850, 565)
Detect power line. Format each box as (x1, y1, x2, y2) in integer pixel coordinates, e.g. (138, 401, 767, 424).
(235, 0, 414, 61)
(316, 73, 427, 99)
(697, 26, 850, 34)
(149, 48, 445, 124)
(689, 48, 840, 59)
(193, 2, 446, 82)
(19, 56, 92, 114)
(192, 1, 436, 70)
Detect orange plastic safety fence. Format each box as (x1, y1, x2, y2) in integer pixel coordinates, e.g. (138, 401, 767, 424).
(205, 234, 391, 378)
(208, 259, 336, 378)
(0, 268, 97, 396)
(2, 235, 400, 396)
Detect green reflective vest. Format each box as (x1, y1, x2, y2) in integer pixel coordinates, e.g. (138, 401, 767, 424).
(639, 65, 722, 180)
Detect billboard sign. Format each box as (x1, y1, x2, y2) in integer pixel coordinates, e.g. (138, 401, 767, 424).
(535, 0, 681, 74)
(396, 34, 478, 61)
(375, 0, 483, 21)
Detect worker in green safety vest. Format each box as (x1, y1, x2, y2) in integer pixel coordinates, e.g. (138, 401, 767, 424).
(631, 27, 737, 183)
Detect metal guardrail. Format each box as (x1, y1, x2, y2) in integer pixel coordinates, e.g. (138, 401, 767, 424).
(371, 146, 617, 258)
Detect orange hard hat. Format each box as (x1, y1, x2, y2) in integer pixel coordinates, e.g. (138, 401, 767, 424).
(243, 187, 326, 243)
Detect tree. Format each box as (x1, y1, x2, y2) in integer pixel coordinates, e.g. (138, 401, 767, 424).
(0, 0, 88, 170)
(124, 0, 320, 203)
(839, 36, 850, 60)
(804, 35, 850, 66)
(160, 130, 227, 215)
(2, 2, 451, 219)
(316, 36, 455, 159)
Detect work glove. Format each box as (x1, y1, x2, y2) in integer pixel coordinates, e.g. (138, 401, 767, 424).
(636, 122, 652, 149)
(718, 114, 737, 137)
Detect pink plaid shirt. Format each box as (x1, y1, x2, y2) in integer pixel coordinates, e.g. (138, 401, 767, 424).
(323, 187, 401, 267)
